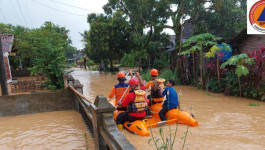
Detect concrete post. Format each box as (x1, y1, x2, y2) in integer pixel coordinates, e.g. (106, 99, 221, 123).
(92, 95, 115, 150)
(0, 37, 8, 95)
(73, 79, 83, 94)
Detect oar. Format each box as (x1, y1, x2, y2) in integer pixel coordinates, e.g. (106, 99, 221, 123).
(116, 75, 136, 109)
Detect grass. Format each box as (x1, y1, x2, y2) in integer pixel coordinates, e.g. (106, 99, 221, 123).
(249, 102, 260, 106)
(84, 133, 89, 150)
(148, 101, 193, 150)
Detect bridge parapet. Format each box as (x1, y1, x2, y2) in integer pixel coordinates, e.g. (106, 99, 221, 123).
(65, 74, 136, 150)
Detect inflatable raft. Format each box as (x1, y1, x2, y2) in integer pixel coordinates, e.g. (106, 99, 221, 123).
(109, 98, 198, 136)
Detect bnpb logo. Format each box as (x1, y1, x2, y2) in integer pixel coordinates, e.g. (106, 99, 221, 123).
(249, 0, 265, 33)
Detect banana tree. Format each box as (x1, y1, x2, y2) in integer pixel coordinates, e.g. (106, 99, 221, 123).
(221, 54, 255, 97)
(181, 33, 222, 89)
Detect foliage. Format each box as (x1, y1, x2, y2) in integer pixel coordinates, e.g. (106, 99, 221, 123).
(181, 33, 222, 55)
(153, 54, 170, 70)
(82, 11, 131, 71)
(195, 0, 247, 40)
(148, 105, 193, 150)
(9, 22, 70, 89)
(205, 44, 231, 58)
(158, 69, 174, 82)
(242, 85, 265, 100)
(206, 78, 225, 93)
(121, 49, 147, 68)
(86, 59, 95, 67)
(84, 133, 89, 150)
(249, 102, 260, 106)
(221, 54, 255, 77)
(141, 70, 151, 82)
(224, 71, 240, 96)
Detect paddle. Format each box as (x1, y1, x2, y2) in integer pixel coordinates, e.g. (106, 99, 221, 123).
(116, 75, 136, 108)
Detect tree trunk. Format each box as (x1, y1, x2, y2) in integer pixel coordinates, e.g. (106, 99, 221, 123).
(200, 52, 204, 89)
(103, 60, 108, 71)
(238, 76, 242, 97)
(138, 58, 141, 72)
(110, 58, 113, 72)
(192, 52, 195, 81)
(217, 56, 221, 88)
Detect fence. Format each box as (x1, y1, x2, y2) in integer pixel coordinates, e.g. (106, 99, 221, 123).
(65, 74, 136, 150)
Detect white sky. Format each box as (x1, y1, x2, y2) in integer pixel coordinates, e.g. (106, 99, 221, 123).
(0, 0, 107, 49)
(0, 0, 175, 49)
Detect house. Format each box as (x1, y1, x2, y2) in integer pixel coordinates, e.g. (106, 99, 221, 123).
(166, 23, 194, 53)
(229, 28, 265, 54)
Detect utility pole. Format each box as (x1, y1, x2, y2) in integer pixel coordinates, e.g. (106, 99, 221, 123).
(0, 35, 9, 95)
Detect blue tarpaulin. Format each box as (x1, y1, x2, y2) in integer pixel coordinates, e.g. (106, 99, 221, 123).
(215, 44, 232, 61)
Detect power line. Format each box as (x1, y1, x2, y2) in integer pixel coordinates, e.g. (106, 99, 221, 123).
(9, 0, 23, 24)
(23, 0, 34, 27)
(31, 0, 87, 17)
(0, 8, 7, 23)
(48, 0, 100, 13)
(16, 0, 29, 27)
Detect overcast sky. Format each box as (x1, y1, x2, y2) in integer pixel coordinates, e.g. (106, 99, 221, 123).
(0, 0, 108, 49)
(0, 0, 174, 50)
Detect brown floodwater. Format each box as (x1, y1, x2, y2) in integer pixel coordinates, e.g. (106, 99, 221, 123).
(0, 110, 94, 150)
(71, 68, 265, 150)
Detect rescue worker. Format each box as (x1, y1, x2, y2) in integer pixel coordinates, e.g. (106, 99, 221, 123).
(108, 70, 133, 110)
(145, 69, 164, 104)
(116, 72, 149, 130)
(158, 79, 180, 121)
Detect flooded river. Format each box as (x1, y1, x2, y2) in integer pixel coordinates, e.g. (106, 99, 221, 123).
(0, 110, 93, 150)
(71, 68, 265, 150)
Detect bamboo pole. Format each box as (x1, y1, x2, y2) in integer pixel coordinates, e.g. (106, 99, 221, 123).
(68, 84, 93, 103)
(200, 52, 204, 89)
(238, 77, 241, 97)
(192, 52, 195, 81)
(217, 56, 221, 88)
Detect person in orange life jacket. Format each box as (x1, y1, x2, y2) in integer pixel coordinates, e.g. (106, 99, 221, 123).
(116, 73, 149, 130)
(158, 79, 181, 121)
(145, 69, 163, 103)
(109, 70, 133, 110)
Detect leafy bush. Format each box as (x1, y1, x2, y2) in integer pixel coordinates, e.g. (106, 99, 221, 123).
(141, 70, 151, 82)
(206, 78, 225, 93)
(86, 59, 95, 66)
(158, 69, 174, 81)
(224, 72, 240, 96)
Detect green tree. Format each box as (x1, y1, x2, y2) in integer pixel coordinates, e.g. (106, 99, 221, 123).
(180, 33, 222, 89)
(221, 54, 255, 97)
(195, 0, 247, 40)
(15, 22, 69, 89)
(83, 11, 131, 71)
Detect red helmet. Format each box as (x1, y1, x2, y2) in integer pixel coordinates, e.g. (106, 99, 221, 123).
(129, 78, 139, 85)
(117, 71, 126, 78)
(150, 69, 158, 76)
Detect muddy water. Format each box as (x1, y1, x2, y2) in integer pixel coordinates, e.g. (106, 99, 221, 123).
(0, 110, 93, 150)
(72, 68, 265, 150)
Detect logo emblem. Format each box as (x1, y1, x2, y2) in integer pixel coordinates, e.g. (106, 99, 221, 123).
(249, 0, 265, 33)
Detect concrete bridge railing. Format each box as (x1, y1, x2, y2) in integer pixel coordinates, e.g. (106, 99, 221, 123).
(65, 74, 136, 150)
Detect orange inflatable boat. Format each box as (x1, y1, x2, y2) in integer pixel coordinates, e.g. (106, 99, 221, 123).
(146, 102, 198, 128)
(109, 100, 198, 136)
(109, 99, 150, 136)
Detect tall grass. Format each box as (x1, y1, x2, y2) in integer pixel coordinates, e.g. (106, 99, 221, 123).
(84, 133, 89, 150)
(148, 92, 193, 150)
